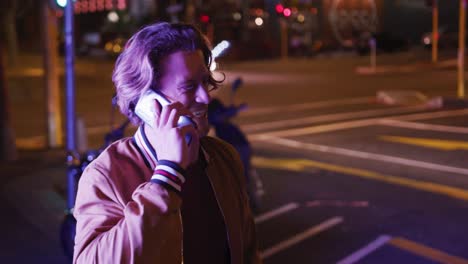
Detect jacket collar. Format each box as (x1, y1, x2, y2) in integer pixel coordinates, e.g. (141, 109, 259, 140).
(133, 125, 211, 170)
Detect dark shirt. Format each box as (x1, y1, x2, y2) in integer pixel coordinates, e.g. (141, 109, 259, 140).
(180, 157, 230, 264)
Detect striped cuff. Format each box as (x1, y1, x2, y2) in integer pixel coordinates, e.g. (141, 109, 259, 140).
(150, 160, 186, 195)
(157, 160, 186, 176)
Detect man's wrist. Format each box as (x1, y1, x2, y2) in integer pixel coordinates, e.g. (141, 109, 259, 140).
(150, 160, 187, 196)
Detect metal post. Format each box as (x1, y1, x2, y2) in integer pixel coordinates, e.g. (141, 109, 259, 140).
(280, 18, 288, 60)
(370, 37, 377, 70)
(432, 0, 438, 63)
(64, 0, 78, 211)
(458, 0, 466, 98)
(0, 41, 17, 161)
(42, 0, 63, 148)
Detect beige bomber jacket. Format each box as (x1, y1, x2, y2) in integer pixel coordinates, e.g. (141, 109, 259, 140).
(73, 134, 261, 264)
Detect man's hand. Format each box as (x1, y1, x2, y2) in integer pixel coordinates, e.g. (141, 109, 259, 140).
(144, 100, 199, 169)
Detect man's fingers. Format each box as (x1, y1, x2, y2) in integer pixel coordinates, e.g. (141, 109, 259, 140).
(162, 102, 191, 128)
(159, 102, 178, 127)
(151, 99, 161, 127)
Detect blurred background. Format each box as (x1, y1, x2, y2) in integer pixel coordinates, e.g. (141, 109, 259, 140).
(1, 0, 468, 263)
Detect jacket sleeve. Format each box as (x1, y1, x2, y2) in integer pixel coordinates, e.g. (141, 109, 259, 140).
(73, 164, 182, 264)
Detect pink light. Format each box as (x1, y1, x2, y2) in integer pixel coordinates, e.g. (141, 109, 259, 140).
(89, 0, 96, 10)
(283, 8, 291, 17)
(75, 1, 81, 13)
(105, 0, 112, 9)
(117, 0, 126, 10)
(275, 4, 284, 14)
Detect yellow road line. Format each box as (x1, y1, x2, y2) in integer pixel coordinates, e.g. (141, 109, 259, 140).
(389, 237, 468, 264)
(381, 135, 468, 151)
(252, 156, 468, 201)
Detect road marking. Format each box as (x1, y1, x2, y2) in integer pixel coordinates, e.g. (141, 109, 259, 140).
(240, 97, 374, 117)
(243, 105, 428, 133)
(336, 235, 392, 264)
(252, 156, 468, 201)
(389, 237, 468, 264)
(249, 108, 468, 139)
(395, 108, 468, 121)
(380, 135, 468, 151)
(305, 200, 369, 208)
(379, 119, 468, 134)
(260, 216, 343, 260)
(254, 203, 300, 224)
(255, 136, 468, 176)
(15, 136, 46, 149)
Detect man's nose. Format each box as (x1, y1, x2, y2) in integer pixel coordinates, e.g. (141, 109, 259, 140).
(195, 84, 210, 104)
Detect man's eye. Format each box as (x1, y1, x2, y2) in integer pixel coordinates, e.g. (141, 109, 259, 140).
(182, 84, 196, 90)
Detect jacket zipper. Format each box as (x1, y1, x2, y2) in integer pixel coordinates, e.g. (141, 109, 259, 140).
(179, 209, 184, 264)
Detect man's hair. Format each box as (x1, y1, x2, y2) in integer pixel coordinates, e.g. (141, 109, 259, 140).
(112, 22, 220, 124)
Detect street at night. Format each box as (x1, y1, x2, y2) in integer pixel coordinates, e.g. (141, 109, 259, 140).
(2, 0, 468, 263)
(3, 50, 468, 263)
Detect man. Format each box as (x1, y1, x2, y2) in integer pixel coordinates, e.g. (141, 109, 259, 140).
(73, 22, 261, 263)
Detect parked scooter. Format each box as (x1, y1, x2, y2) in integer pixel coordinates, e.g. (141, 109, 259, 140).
(208, 78, 265, 213)
(60, 97, 130, 259)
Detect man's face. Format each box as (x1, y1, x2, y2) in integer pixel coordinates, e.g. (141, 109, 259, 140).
(157, 50, 212, 137)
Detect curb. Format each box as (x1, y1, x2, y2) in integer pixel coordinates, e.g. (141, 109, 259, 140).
(376, 90, 428, 106)
(426, 96, 468, 109)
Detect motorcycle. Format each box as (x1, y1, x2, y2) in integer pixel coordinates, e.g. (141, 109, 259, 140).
(208, 77, 265, 213)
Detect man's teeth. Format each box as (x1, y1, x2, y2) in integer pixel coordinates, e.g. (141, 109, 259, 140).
(193, 111, 206, 117)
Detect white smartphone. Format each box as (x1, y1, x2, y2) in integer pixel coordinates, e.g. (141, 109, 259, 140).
(135, 90, 196, 144)
(135, 90, 196, 128)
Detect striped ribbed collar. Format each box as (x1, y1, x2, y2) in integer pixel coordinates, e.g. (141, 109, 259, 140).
(133, 125, 158, 169)
(133, 125, 211, 170)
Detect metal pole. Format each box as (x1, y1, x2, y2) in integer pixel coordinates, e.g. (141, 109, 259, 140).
(42, 0, 63, 148)
(370, 37, 377, 70)
(458, 0, 466, 98)
(64, 0, 78, 211)
(280, 18, 288, 60)
(432, 0, 438, 63)
(0, 41, 17, 161)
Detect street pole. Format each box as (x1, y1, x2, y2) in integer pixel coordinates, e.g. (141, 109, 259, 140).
(370, 37, 377, 70)
(458, 0, 466, 98)
(42, 0, 63, 148)
(280, 18, 288, 60)
(0, 41, 17, 161)
(64, 0, 79, 212)
(432, 0, 438, 63)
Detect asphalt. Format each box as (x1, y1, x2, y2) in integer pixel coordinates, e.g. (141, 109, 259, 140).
(0, 148, 69, 263)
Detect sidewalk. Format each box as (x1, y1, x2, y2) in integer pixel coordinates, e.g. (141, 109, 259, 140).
(355, 58, 459, 75)
(0, 148, 69, 263)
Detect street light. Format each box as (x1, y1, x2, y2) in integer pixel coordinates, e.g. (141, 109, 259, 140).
(255, 17, 264, 26)
(52, 0, 76, 9)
